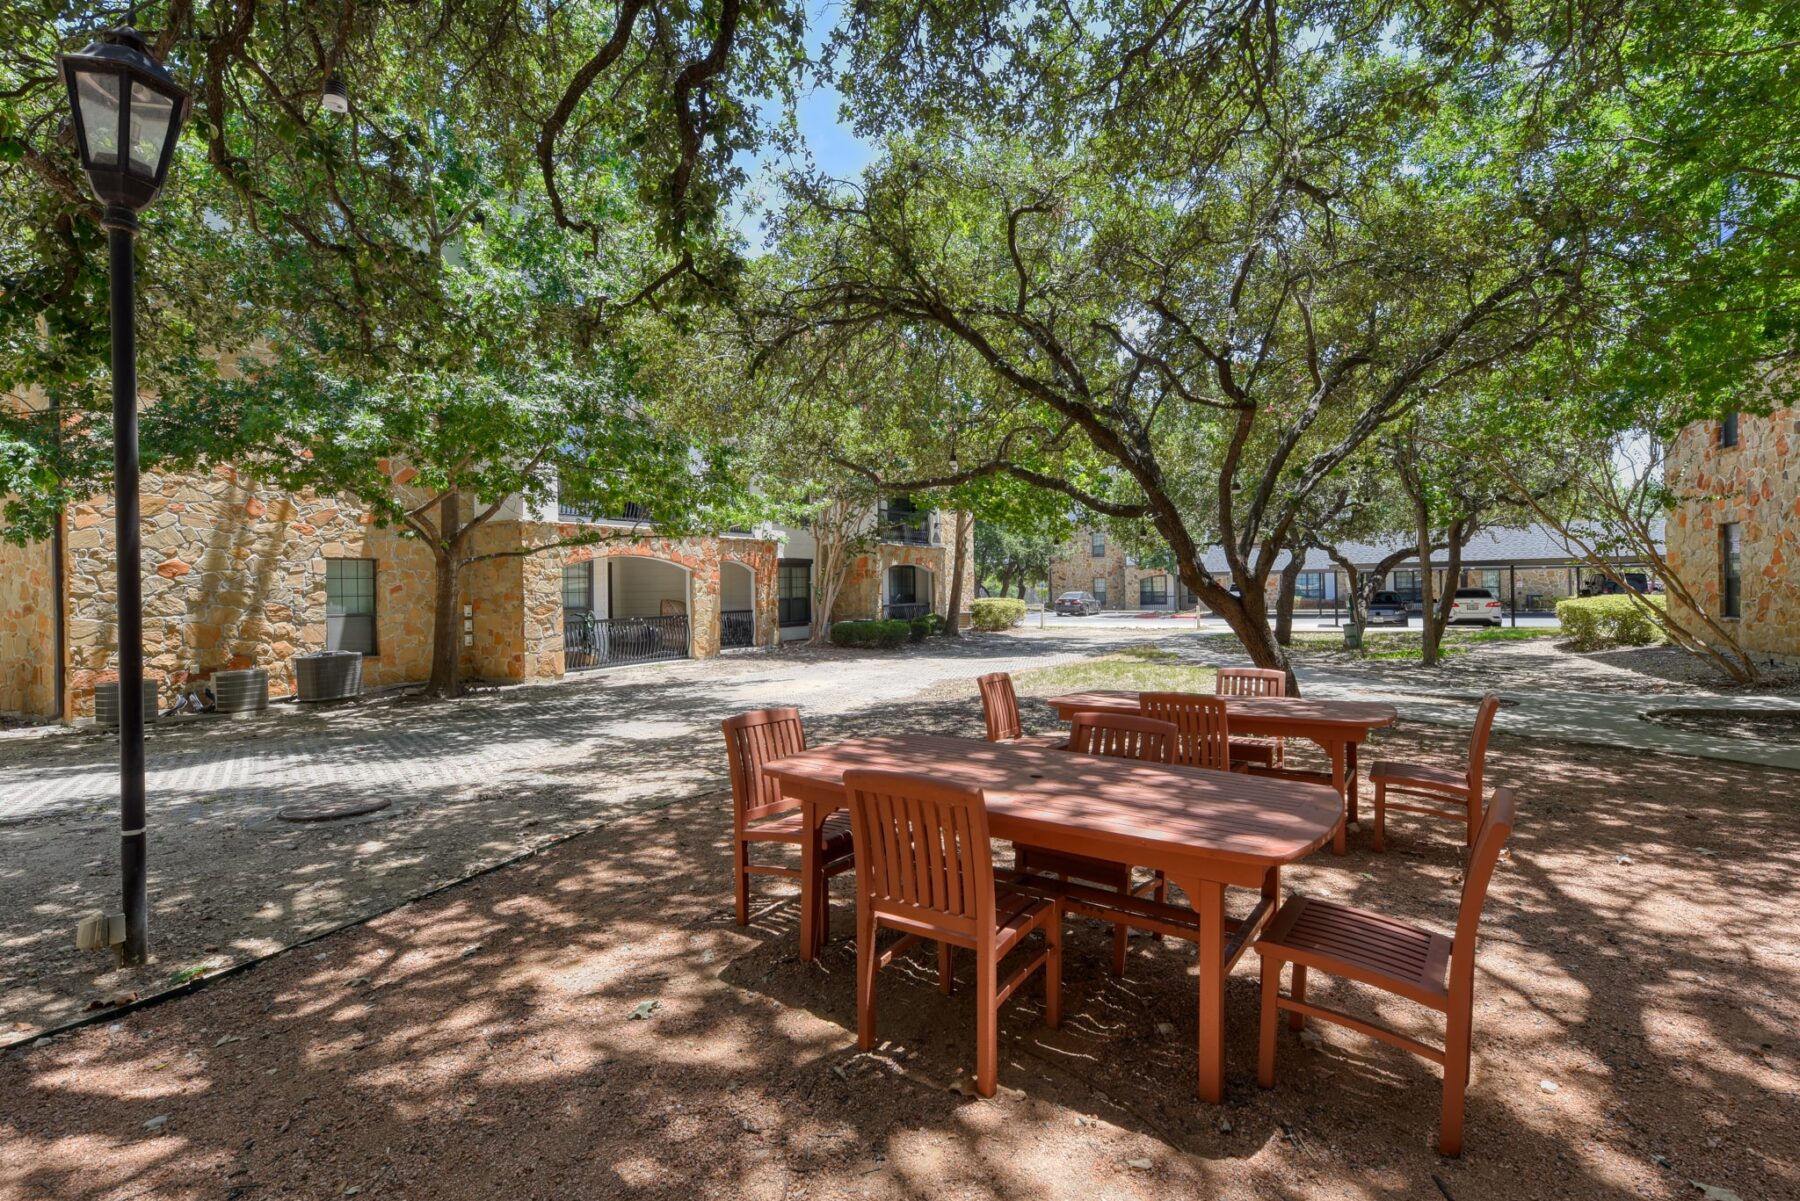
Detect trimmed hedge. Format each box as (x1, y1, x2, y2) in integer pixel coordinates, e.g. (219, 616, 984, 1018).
(1556, 594, 1664, 650)
(908, 615, 940, 641)
(829, 619, 913, 649)
(971, 597, 1028, 631)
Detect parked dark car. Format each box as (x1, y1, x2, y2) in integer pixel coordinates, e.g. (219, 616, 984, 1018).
(1055, 590, 1101, 616)
(1365, 590, 1409, 626)
(1581, 572, 1650, 597)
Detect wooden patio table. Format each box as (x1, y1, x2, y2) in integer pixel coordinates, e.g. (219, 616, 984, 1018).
(1045, 692, 1398, 855)
(761, 733, 1341, 1103)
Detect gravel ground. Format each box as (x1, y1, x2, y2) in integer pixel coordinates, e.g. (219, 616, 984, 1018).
(3, 722, 1795, 1201)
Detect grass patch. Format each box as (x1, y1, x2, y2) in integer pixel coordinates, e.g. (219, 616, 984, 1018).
(1013, 652, 1215, 696)
(1194, 624, 1561, 661)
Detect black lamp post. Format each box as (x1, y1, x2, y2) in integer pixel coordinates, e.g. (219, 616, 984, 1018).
(58, 28, 190, 966)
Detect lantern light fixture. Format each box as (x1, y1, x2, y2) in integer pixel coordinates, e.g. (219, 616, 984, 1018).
(56, 27, 191, 219)
(321, 75, 350, 115)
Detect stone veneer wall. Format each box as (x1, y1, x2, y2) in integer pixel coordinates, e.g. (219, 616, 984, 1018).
(58, 466, 447, 717)
(0, 532, 57, 716)
(1666, 405, 1800, 663)
(551, 529, 782, 663)
(833, 526, 974, 624)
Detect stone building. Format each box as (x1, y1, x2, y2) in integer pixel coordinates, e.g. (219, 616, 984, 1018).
(1665, 404, 1800, 665)
(0, 463, 970, 720)
(1047, 525, 1659, 616)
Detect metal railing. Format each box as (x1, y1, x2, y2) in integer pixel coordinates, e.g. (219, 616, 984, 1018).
(558, 500, 652, 524)
(878, 507, 936, 545)
(883, 602, 932, 621)
(720, 609, 755, 649)
(563, 610, 689, 669)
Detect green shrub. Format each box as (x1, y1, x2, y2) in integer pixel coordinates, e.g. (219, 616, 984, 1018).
(971, 597, 1028, 630)
(909, 617, 933, 641)
(1555, 594, 1665, 650)
(829, 619, 913, 649)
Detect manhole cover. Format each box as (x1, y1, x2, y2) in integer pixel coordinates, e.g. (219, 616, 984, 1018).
(1641, 708, 1800, 745)
(276, 799, 393, 823)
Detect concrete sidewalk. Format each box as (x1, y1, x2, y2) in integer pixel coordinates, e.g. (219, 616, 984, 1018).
(1299, 666, 1800, 770)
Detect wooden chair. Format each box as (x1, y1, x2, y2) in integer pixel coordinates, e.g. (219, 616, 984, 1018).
(1140, 692, 1236, 772)
(722, 709, 855, 950)
(977, 671, 1064, 747)
(1215, 666, 1287, 769)
(844, 768, 1062, 1097)
(1255, 787, 1518, 1156)
(1015, 712, 1177, 976)
(1370, 693, 1501, 850)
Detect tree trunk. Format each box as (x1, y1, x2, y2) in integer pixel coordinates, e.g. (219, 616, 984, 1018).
(425, 490, 464, 697)
(942, 510, 971, 637)
(1416, 517, 1440, 667)
(1181, 563, 1296, 694)
(1425, 520, 1468, 663)
(999, 565, 1015, 602)
(1274, 552, 1306, 646)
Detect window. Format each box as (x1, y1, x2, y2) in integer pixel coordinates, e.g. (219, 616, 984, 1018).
(1720, 412, 1739, 449)
(562, 561, 593, 611)
(1092, 576, 1108, 605)
(1721, 523, 1741, 618)
(1390, 569, 1422, 606)
(325, 559, 377, 655)
(778, 560, 812, 627)
(1139, 574, 1169, 606)
(889, 565, 922, 604)
(1090, 531, 1107, 557)
(1463, 568, 1502, 595)
(1296, 571, 1328, 601)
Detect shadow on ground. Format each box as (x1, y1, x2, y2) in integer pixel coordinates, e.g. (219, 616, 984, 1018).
(3, 716, 1795, 1200)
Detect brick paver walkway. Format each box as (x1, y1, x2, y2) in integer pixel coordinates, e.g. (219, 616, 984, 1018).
(0, 631, 1133, 824)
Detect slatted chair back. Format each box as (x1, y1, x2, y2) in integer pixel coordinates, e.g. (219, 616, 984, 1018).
(1448, 786, 1516, 1012)
(844, 769, 996, 943)
(1068, 711, 1177, 764)
(1140, 692, 1233, 771)
(1215, 666, 1288, 698)
(978, 672, 1025, 742)
(1465, 693, 1502, 795)
(722, 708, 808, 829)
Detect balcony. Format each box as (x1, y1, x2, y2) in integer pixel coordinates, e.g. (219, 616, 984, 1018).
(878, 506, 937, 546)
(558, 499, 652, 524)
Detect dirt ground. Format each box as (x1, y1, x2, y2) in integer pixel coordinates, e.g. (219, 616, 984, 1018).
(3, 721, 1796, 1201)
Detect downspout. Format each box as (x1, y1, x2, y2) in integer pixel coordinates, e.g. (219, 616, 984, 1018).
(49, 386, 67, 721)
(52, 505, 67, 721)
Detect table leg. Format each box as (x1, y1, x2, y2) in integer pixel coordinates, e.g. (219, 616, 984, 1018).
(799, 799, 821, 963)
(1346, 741, 1361, 827)
(1328, 742, 1348, 855)
(1188, 877, 1227, 1103)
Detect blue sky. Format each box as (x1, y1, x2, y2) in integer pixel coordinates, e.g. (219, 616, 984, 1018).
(733, 0, 874, 249)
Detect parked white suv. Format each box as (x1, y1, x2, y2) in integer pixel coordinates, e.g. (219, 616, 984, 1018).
(1450, 588, 1504, 627)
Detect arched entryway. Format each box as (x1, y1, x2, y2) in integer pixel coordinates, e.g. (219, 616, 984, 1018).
(883, 564, 935, 620)
(561, 555, 692, 669)
(719, 560, 756, 649)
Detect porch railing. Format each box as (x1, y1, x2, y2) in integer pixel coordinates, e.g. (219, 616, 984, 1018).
(878, 507, 936, 545)
(558, 500, 653, 524)
(563, 610, 689, 669)
(720, 609, 755, 649)
(883, 602, 932, 621)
